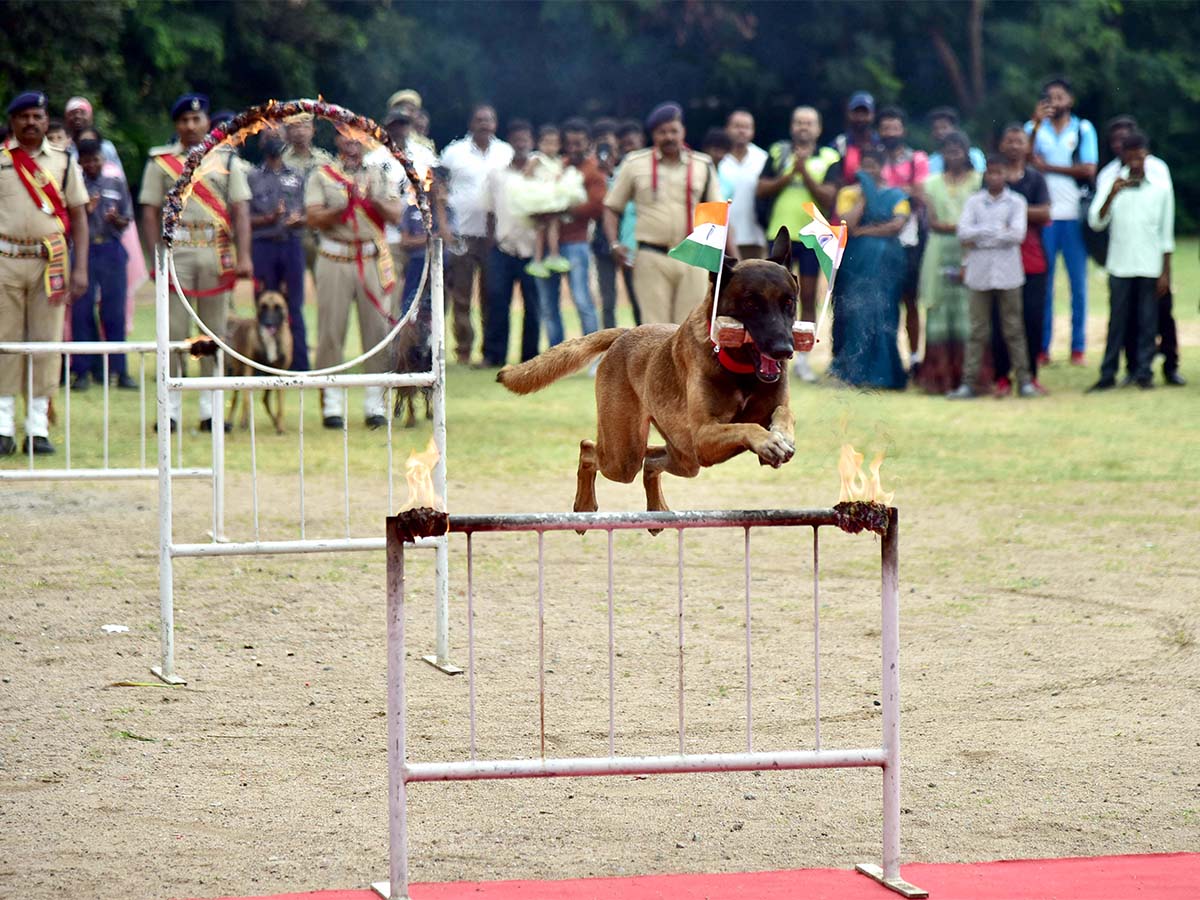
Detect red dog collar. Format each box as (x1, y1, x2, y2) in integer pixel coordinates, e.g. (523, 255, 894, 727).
(714, 344, 756, 375)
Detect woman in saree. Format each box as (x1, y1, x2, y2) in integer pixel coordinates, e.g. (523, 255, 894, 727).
(828, 145, 910, 390)
(916, 131, 981, 393)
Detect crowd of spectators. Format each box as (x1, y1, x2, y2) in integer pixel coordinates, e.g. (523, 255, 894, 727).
(0, 75, 1185, 452)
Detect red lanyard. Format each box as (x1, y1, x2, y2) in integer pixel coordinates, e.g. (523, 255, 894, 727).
(651, 150, 692, 234)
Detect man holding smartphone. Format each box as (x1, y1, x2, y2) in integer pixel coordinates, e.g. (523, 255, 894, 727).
(1086, 131, 1174, 392)
(1026, 77, 1098, 367)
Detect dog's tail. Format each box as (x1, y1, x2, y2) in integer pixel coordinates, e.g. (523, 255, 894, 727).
(497, 328, 626, 395)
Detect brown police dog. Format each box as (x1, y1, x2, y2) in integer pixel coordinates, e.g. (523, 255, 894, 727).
(498, 229, 798, 515)
(227, 290, 294, 434)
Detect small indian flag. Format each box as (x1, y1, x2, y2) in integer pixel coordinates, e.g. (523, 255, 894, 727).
(668, 201, 728, 273)
(797, 201, 848, 281)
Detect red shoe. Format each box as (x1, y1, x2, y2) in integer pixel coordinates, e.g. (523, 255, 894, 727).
(1031, 379, 1049, 396)
(1070, 350, 1086, 366)
(1037, 351, 1051, 367)
(993, 376, 1012, 398)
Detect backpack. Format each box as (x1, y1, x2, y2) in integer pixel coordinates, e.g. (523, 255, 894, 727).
(1069, 120, 1107, 265)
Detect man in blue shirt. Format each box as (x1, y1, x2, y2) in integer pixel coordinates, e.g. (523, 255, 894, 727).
(72, 139, 135, 390)
(1025, 77, 1098, 365)
(248, 132, 309, 369)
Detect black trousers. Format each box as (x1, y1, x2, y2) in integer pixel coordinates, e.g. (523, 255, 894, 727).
(991, 272, 1046, 381)
(594, 248, 641, 329)
(1101, 276, 1157, 384)
(1123, 290, 1179, 377)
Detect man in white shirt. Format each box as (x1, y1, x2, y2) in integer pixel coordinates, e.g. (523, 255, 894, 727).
(439, 104, 513, 364)
(1095, 116, 1182, 386)
(478, 120, 541, 368)
(1086, 131, 1174, 391)
(719, 109, 767, 259)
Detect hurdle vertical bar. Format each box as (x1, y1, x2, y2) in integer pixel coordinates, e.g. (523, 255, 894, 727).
(422, 241, 460, 674)
(152, 245, 185, 684)
(381, 520, 410, 900)
(210, 348, 226, 541)
(856, 510, 925, 897)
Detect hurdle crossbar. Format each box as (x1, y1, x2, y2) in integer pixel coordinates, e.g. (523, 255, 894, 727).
(376, 507, 927, 900)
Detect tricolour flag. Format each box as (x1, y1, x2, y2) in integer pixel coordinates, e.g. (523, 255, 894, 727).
(797, 202, 848, 281)
(668, 201, 728, 273)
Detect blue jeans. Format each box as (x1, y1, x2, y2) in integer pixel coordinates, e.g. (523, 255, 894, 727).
(72, 239, 128, 377)
(1041, 219, 1088, 355)
(252, 235, 309, 370)
(482, 246, 541, 365)
(534, 241, 599, 347)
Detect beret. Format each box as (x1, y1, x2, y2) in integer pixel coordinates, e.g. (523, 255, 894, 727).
(170, 93, 209, 120)
(645, 101, 683, 133)
(7, 91, 48, 116)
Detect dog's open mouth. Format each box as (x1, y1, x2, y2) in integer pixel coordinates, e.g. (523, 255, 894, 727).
(748, 346, 785, 383)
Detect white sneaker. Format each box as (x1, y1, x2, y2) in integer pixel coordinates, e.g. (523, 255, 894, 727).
(792, 352, 817, 383)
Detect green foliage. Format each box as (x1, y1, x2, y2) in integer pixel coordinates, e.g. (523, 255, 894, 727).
(1, 0, 1197, 227)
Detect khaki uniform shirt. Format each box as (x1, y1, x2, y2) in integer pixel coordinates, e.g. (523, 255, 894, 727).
(138, 142, 251, 230)
(0, 138, 88, 240)
(282, 145, 335, 180)
(304, 158, 399, 243)
(604, 148, 722, 248)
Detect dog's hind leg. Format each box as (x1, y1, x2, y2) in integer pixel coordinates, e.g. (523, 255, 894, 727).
(574, 439, 599, 513)
(403, 390, 416, 428)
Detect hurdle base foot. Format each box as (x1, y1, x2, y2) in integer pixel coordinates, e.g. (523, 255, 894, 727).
(421, 653, 463, 675)
(150, 665, 187, 686)
(855, 863, 928, 898)
(370, 879, 407, 900)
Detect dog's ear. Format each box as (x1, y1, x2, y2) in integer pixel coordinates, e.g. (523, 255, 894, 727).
(769, 227, 792, 269)
(708, 254, 738, 285)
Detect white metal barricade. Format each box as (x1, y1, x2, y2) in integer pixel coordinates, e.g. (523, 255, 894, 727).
(0, 340, 211, 482)
(153, 99, 453, 685)
(377, 508, 927, 900)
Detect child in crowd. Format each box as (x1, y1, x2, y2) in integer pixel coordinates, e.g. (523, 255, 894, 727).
(950, 155, 1034, 399)
(46, 118, 71, 150)
(511, 125, 584, 278)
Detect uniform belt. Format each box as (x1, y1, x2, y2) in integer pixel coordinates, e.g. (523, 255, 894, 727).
(637, 241, 672, 254)
(320, 237, 379, 259)
(175, 224, 219, 245)
(0, 236, 48, 258)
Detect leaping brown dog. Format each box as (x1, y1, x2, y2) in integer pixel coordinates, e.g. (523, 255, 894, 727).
(498, 229, 799, 516)
(227, 289, 294, 434)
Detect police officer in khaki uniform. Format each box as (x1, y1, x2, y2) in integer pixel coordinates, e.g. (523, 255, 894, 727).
(282, 112, 334, 272)
(305, 132, 403, 429)
(604, 103, 724, 326)
(0, 91, 89, 456)
(603, 102, 726, 325)
(139, 93, 252, 431)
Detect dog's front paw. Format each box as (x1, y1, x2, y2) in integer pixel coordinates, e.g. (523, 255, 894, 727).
(755, 429, 795, 468)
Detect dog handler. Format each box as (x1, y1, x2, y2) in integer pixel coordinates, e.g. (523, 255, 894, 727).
(0, 91, 89, 456)
(603, 102, 726, 325)
(305, 131, 403, 430)
(139, 92, 253, 432)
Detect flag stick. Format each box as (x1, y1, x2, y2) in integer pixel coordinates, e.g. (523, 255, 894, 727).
(813, 226, 846, 341)
(708, 199, 733, 345)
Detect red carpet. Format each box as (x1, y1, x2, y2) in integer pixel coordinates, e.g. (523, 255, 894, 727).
(184, 853, 1199, 900)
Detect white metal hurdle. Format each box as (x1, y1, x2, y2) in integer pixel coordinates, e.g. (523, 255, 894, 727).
(378, 508, 928, 900)
(0, 340, 210, 482)
(153, 99, 454, 685)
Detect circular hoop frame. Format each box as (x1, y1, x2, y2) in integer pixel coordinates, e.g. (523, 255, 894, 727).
(159, 98, 433, 377)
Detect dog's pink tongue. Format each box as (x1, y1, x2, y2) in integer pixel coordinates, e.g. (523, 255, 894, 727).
(758, 356, 781, 378)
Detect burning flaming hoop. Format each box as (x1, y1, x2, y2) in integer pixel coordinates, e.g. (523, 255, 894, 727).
(161, 97, 431, 244)
(157, 98, 433, 378)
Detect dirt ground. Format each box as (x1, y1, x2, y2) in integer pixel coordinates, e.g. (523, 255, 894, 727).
(2, 426, 1198, 900)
